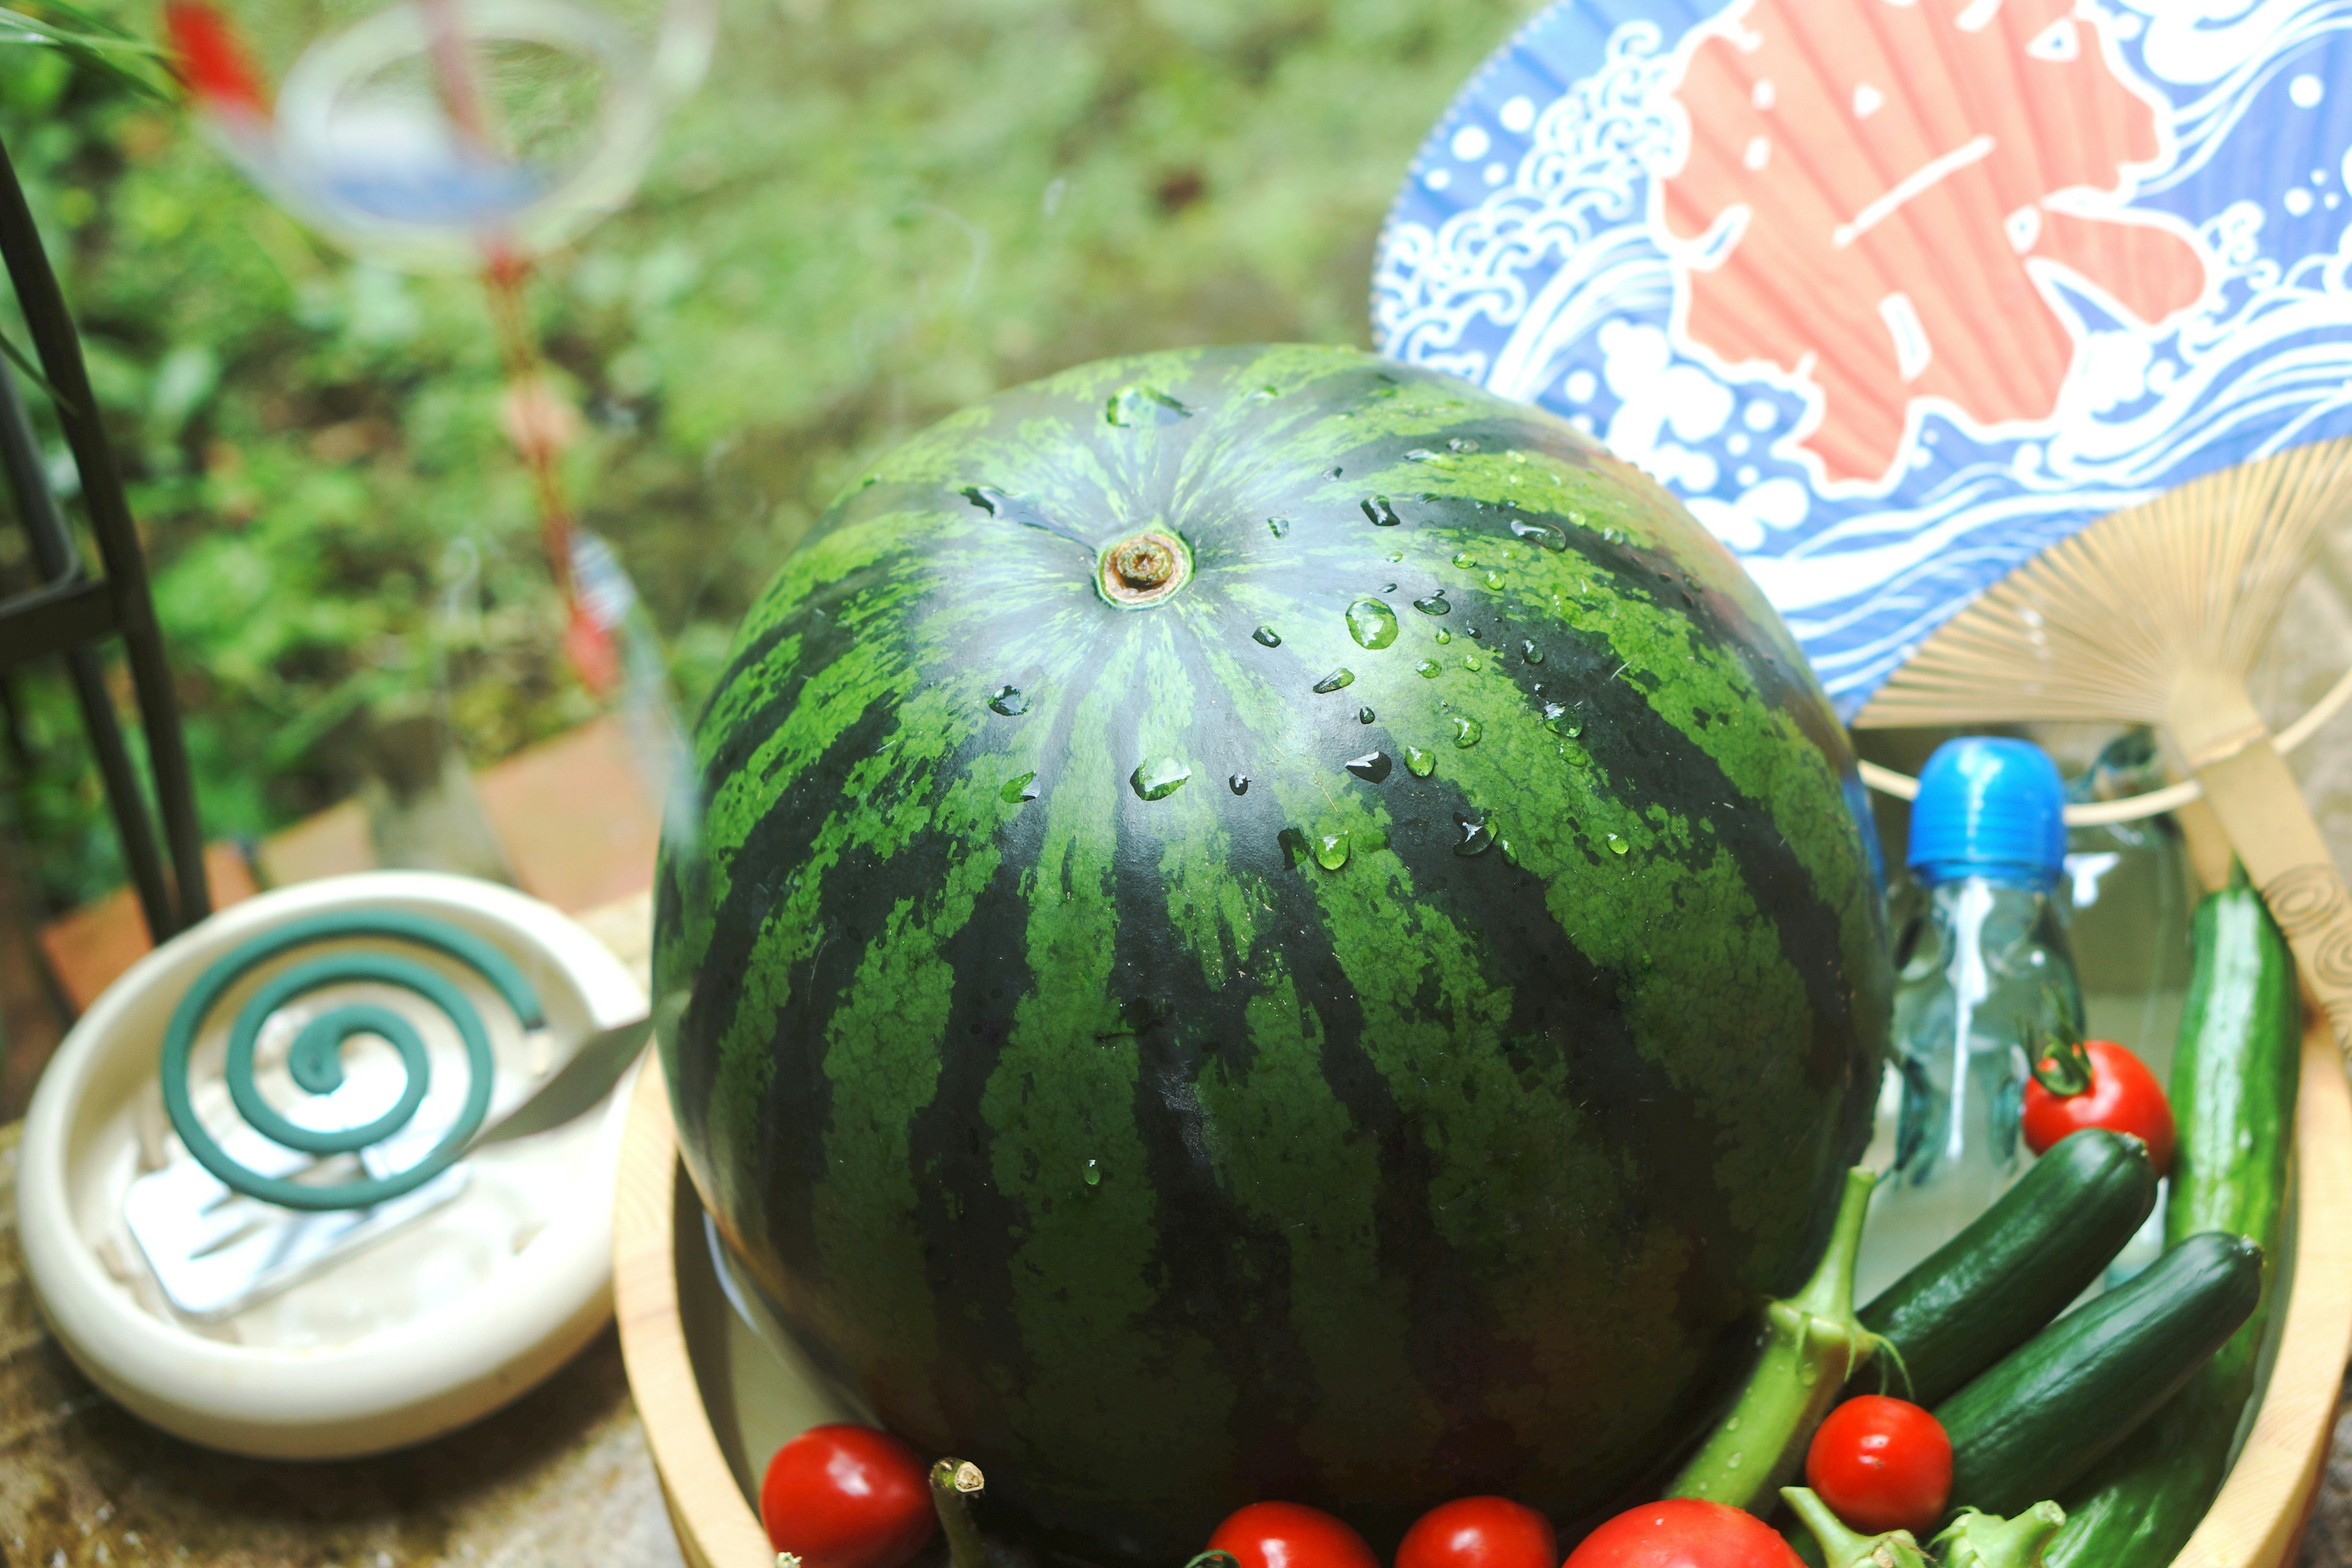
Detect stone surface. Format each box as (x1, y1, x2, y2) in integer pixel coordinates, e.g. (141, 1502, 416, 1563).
(0, 1122, 688, 1568)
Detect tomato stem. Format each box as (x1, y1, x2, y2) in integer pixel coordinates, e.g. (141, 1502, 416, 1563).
(1929, 1502, 2067, 1568)
(1667, 1167, 1879, 1512)
(1779, 1488, 1931, 1568)
(930, 1459, 989, 1568)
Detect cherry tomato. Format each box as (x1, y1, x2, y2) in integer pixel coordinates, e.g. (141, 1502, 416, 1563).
(1395, 1497, 1556, 1568)
(1561, 1500, 1804, 1567)
(1803, 1395, 1952, 1536)
(2021, 1038, 2175, 1175)
(759, 1423, 934, 1568)
(1208, 1501, 1381, 1568)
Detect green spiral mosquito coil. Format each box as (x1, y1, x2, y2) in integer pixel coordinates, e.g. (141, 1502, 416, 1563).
(159, 910, 546, 1212)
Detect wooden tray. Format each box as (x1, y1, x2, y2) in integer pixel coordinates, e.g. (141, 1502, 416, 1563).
(614, 1020, 2352, 1568)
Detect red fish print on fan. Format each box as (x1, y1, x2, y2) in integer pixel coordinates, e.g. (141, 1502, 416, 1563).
(1656, 0, 2209, 485)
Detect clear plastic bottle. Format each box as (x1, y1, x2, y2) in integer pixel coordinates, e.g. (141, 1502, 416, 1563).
(2060, 728, 2196, 1286)
(1856, 738, 2082, 1302)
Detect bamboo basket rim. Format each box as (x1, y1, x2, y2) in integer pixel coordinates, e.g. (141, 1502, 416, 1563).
(614, 1020, 2352, 1568)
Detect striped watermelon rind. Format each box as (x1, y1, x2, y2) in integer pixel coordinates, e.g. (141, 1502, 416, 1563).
(654, 344, 1890, 1562)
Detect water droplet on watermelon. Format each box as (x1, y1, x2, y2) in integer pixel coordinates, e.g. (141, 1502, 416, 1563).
(1725, 1417, 1742, 1433)
(1607, 832, 1629, 856)
(1462, 654, 1482, 672)
(1083, 1159, 1102, 1188)
(1452, 715, 1482, 748)
(1521, 640, 1544, 664)
(1725, 1452, 1743, 1469)
(1314, 831, 1351, 871)
(1360, 496, 1402, 527)
(1130, 757, 1193, 801)
(1453, 814, 1493, 856)
(1385, 549, 1404, 563)
(1106, 385, 1192, 427)
(1447, 437, 1481, 453)
(1248, 383, 1281, 402)
(1312, 668, 1355, 694)
(1228, 774, 1250, 795)
(1543, 703, 1581, 737)
(961, 485, 1090, 546)
(1253, 625, 1282, 647)
(1412, 592, 1450, 616)
(1267, 516, 1291, 539)
(1509, 518, 1567, 551)
(1346, 598, 1398, 649)
(1000, 772, 1039, 804)
(1452, 551, 1476, 569)
(1404, 746, 1436, 777)
(1358, 706, 1376, 725)
(1415, 659, 1442, 679)
(989, 685, 1030, 716)
(1325, 465, 1343, 480)
(1344, 752, 1392, 784)
(1484, 571, 1504, 590)
(1404, 447, 1441, 463)
(1434, 628, 1452, 645)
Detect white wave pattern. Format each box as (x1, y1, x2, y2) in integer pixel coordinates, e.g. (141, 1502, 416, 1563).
(1373, 1, 2352, 716)
(1372, 21, 1680, 385)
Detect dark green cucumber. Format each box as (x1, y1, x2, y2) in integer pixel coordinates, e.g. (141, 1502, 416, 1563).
(1935, 1231, 2264, 1518)
(1854, 1128, 2156, 1408)
(2046, 878, 2301, 1568)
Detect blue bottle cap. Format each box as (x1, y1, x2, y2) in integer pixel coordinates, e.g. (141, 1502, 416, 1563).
(1907, 737, 2067, 886)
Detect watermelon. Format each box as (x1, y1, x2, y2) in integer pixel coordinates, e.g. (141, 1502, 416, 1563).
(653, 344, 1889, 1562)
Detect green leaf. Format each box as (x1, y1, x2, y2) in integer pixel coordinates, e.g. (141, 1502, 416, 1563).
(0, 5, 173, 100)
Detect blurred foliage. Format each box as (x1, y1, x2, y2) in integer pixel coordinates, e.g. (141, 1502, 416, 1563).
(0, 0, 1534, 908)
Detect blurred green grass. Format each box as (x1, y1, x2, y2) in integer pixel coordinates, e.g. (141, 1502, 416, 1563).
(0, 0, 1534, 908)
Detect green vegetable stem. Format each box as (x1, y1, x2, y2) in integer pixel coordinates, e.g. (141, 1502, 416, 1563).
(1778, 1488, 1929, 1568)
(1671, 1167, 1879, 1511)
(931, 1458, 990, 1568)
(1932, 1504, 2068, 1568)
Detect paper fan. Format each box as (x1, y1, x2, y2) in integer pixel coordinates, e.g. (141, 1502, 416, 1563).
(1372, 0, 2352, 722)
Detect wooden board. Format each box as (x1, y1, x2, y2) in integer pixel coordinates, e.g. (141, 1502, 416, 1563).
(612, 1017, 2352, 1568)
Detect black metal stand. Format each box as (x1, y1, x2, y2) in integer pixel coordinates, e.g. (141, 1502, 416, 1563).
(0, 132, 209, 941)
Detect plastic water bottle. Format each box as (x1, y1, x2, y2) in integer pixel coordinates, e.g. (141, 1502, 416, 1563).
(1856, 738, 2084, 1301)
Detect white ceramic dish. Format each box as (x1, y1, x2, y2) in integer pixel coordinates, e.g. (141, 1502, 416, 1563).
(16, 870, 647, 1458)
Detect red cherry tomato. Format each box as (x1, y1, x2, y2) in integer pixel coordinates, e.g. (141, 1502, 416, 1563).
(1209, 1502, 1381, 1568)
(759, 1423, 934, 1568)
(1803, 1395, 1953, 1537)
(2021, 1039, 2175, 1175)
(1395, 1496, 1556, 1568)
(1561, 1499, 1804, 1567)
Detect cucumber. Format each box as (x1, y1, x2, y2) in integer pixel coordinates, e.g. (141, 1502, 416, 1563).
(1854, 1129, 2157, 1408)
(2045, 878, 2301, 1567)
(1934, 1231, 2264, 1518)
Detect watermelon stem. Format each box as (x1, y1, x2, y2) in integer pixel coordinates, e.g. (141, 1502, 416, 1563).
(1779, 1487, 1931, 1568)
(1666, 1167, 1878, 1513)
(930, 1459, 990, 1568)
